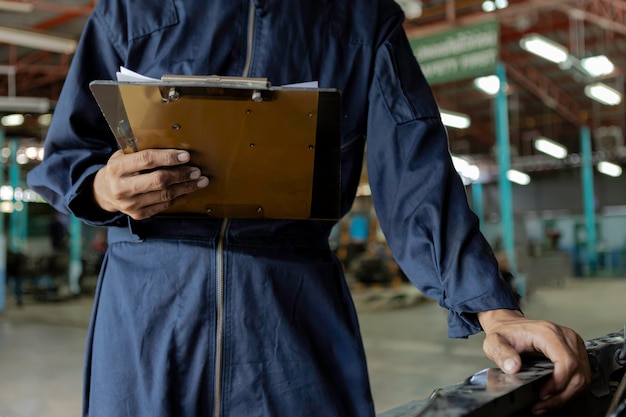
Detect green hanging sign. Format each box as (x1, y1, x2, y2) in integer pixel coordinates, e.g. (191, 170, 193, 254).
(409, 20, 500, 85)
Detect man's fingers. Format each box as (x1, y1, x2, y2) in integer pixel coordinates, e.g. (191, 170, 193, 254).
(109, 149, 191, 176)
(108, 166, 203, 201)
(482, 332, 522, 374)
(483, 319, 591, 415)
(119, 175, 209, 220)
(93, 148, 209, 218)
(532, 329, 590, 414)
(532, 371, 588, 415)
(132, 149, 191, 171)
(132, 166, 203, 194)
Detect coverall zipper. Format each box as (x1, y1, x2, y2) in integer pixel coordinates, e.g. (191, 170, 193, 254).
(213, 218, 228, 417)
(242, 0, 256, 79)
(213, 2, 257, 416)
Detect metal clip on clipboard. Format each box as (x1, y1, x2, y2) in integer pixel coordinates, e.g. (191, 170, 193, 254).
(89, 75, 341, 220)
(159, 75, 271, 103)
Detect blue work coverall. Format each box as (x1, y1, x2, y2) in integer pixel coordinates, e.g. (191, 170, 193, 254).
(27, 0, 519, 416)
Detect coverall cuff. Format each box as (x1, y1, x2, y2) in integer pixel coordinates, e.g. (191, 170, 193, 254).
(67, 167, 127, 227)
(446, 291, 521, 338)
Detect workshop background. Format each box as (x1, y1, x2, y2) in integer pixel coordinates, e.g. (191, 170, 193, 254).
(0, 0, 625, 416)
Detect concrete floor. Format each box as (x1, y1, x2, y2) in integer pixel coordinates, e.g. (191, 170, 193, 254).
(1, 277, 625, 417)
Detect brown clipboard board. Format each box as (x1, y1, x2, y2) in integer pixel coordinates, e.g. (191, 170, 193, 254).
(89, 77, 341, 220)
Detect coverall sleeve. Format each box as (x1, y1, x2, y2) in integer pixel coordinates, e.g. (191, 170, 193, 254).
(366, 15, 520, 338)
(26, 10, 126, 227)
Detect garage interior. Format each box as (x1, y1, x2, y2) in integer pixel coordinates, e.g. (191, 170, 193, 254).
(0, 1, 625, 416)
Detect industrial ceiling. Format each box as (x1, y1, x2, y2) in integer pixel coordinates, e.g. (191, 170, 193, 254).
(0, 0, 624, 176)
(405, 0, 626, 176)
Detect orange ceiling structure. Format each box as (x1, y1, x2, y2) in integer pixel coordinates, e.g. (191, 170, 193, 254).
(0, 0, 624, 172)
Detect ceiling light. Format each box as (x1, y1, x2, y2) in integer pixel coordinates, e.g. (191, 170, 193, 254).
(519, 33, 569, 64)
(0, 185, 12, 201)
(1, 113, 24, 126)
(0, 201, 13, 213)
(494, 0, 509, 9)
(462, 164, 480, 181)
(0, 26, 77, 54)
(482, 1, 496, 12)
(440, 110, 471, 129)
(0, 1, 34, 12)
(37, 113, 52, 126)
(584, 83, 622, 106)
(581, 55, 615, 77)
(356, 183, 372, 197)
(452, 155, 480, 183)
(597, 161, 622, 177)
(451, 155, 469, 172)
(16, 153, 28, 164)
(534, 137, 568, 159)
(21, 188, 40, 202)
(25, 146, 39, 159)
(395, 0, 422, 19)
(506, 169, 531, 185)
(474, 75, 500, 95)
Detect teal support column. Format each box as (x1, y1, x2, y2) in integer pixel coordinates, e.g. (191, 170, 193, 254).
(495, 63, 517, 274)
(0, 130, 5, 312)
(9, 139, 22, 253)
(20, 198, 28, 256)
(69, 215, 82, 295)
(580, 126, 597, 276)
(471, 182, 484, 231)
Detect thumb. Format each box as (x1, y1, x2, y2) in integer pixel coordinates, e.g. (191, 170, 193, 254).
(483, 333, 523, 374)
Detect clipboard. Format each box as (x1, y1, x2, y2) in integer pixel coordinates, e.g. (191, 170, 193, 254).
(89, 76, 342, 220)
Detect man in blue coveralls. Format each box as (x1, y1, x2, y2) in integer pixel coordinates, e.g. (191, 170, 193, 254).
(27, 1, 590, 416)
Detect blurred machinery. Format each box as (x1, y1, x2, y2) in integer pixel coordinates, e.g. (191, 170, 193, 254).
(379, 328, 626, 417)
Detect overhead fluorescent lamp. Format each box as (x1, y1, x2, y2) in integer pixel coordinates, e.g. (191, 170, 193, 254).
(482, 0, 508, 12)
(0, 96, 50, 113)
(506, 169, 531, 185)
(395, 0, 422, 19)
(519, 33, 569, 64)
(451, 155, 469, 171)
(37, 113, 52, 126)
(25, 146, 39, 159)
(1, 113, 24, 126)
(0, 185, 12, 201)
(356, 183, 372, 197)
(451, 155, 480, 183)
(482, 1, 496, 12)
(474, 75, 500, 95)
(597, 161, 622, 177)
(581, 55, 615, 77)
(0, 26, 77, 54)
(0, 1, 34, 12)
(440, 110, 471, 129)
(584, 83, 622, 106)
(462, 164, 480, 181)
(534, 137, 568, 159)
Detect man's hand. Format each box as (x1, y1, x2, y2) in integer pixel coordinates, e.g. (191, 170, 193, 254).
(93, 149, 209, 220)
(478, 309, 591, 415)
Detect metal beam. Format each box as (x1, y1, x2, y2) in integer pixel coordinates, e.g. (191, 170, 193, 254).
(560, 0, 626, 36)
(502, 49, 587, 128)
(416, 0, 482, 21)
(405, 0, 580, 38)
(31, 1, 94, 16)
